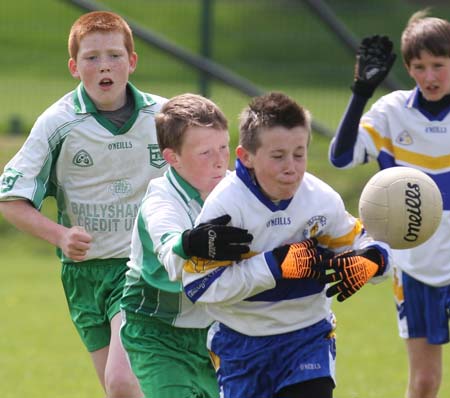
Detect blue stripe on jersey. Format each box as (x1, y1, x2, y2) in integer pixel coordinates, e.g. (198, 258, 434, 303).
(184, 267, 227, 303)
(244, 278, 325, 302)
(376, 151, 450, 210)
(263, 251, 283, 279)
(235, 159, 292, 211)
(376, 150, 398, 169)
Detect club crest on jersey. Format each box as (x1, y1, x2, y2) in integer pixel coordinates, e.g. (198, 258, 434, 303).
(396, 131, 413, 145)
(72, 149, 94, 167)
(108, 179, 132, 197)
(303, 215, 327, 238)
(147, 144, 167, 169)
(0, 168, 23, 193)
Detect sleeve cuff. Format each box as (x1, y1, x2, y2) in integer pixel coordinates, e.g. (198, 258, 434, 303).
(264, 251, 282, 280)
(172, 233, 189, 259)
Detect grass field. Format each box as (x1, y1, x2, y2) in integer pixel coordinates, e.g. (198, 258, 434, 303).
(2, 228, 449, 397)
(1, 0, 450, 397)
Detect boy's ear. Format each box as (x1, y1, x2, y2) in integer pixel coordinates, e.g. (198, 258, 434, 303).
(162, 147, 179, 167)
(129, 52, 138, 74)
(405, 62, 414, 79)
(68, 58, 80, 79)
(236, 145, 253, 168)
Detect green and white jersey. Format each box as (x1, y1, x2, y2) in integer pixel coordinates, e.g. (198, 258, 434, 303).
(121, 167, 213, 328)
(0, 83, 168, 262)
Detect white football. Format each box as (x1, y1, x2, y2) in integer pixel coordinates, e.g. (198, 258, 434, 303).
(358, 167, 443, 249)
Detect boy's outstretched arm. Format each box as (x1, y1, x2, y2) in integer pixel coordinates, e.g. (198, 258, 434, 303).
(329, 35, 396, 167)
(0, 200, 91, 261)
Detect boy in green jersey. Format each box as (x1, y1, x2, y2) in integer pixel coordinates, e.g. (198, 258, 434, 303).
(120, 93, 252, 398)
(0, 11, 169, 397)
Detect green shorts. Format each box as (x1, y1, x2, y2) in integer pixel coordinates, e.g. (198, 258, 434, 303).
(121, 311, 219, 398)
(61, 258, 128, 352)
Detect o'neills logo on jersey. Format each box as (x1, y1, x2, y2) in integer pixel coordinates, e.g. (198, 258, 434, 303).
(266, 216, 291, 228)
(425, 126, 447, 134)
(108, 141, 133, 150)
(403, 182, 423, 243)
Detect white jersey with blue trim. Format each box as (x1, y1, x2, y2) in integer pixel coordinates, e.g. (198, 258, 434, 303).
(0, 83, 168, 262)
(182, 160, 391, 336)
(334, 88, 450, 286)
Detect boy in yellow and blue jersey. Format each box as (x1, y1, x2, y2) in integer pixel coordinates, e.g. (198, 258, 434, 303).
(182, 92, 392, 398)
(329, 10, 450, 398)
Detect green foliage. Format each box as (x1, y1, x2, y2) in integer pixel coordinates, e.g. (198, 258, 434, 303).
(1, 1, 450, 397)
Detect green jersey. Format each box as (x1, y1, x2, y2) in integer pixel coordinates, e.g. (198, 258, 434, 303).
(121, 167, 213, 328)
(0, 83, 168, 262)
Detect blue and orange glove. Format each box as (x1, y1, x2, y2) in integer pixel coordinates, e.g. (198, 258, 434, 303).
(271, 238, 332, 279)
(321, 247, 386, 301)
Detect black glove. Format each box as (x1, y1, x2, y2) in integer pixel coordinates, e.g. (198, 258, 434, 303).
(271, 238, 332, 279)
(352, 35, 396, 98)
(321, 247, 386, 302)
(182, 215, 253, 261)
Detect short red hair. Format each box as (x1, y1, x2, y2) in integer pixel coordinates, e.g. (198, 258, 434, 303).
(68, 11, 134, 59)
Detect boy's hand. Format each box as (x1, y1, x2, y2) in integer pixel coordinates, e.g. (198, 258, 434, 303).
(352, 35, 396, 97)
(321, 247, 386, 302)
(182, 215, 253, 261)
(60, 226, 92, 261)
(272, 238, 331, 279)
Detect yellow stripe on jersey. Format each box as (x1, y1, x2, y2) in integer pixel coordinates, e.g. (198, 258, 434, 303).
(183, 251, 256, 273)
(393, 268, 405, 302)
(362, 123, 450, 170)
(184, 218, 364, 274)
(316, 218, 363, 250)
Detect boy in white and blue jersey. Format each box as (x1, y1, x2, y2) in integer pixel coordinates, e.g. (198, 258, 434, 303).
(182, 92, 392, 398)
(328, 10, 450, 398)
(0, 11, 167, 397)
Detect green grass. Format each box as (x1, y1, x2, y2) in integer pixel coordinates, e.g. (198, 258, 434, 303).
(1, 0, 450, 397)
(2, 230, 449, 398)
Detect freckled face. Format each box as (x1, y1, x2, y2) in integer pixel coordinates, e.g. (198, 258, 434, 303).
(407, 51, 450, 101)
(165, 127, 230, 200)
(68, 31, 137, 111)
(237, 125, 309, 201)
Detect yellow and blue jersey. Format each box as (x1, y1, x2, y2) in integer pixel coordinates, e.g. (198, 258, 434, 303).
(182, 159, 391, 336)
(330, 88, 450, 286)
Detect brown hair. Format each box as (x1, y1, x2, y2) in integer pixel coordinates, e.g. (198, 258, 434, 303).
(156, 93, 228, 153)
(68, 11, 134, 59)
(401, 9, 450, 66)
(239, 92, 311, 153)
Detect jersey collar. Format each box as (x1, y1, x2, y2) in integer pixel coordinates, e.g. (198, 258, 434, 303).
(406, 86, 450, 121)
(235, 158, 292, 211)
(166, 167, 203, 207)
(72, 82, 156, 114)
